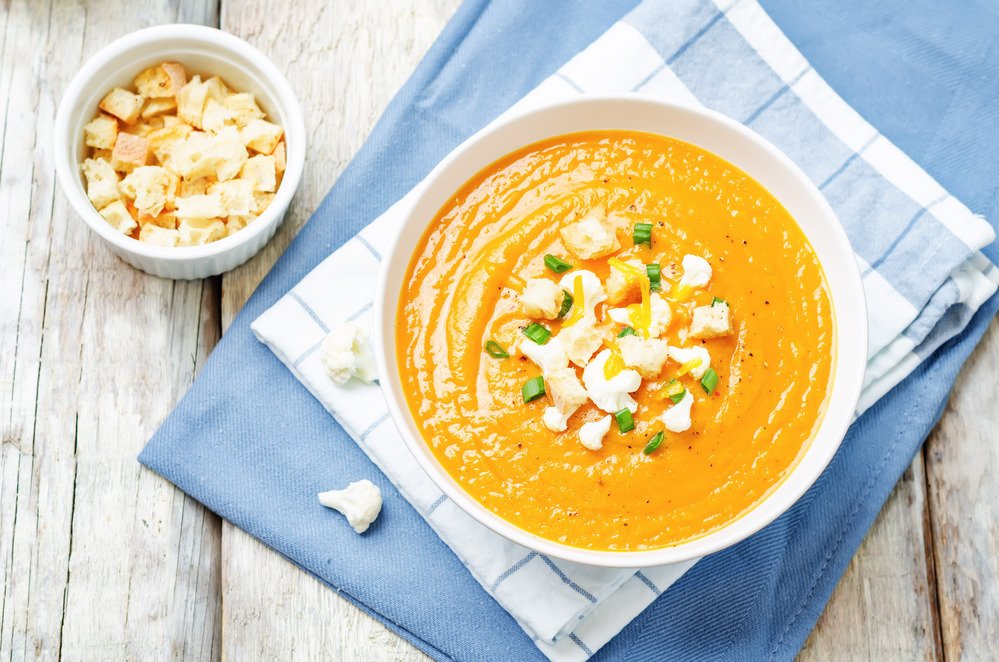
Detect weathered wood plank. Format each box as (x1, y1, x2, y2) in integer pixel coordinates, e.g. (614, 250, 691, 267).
(799, 455, 942, 661)
(217, 1, 457, 658)
(0, 1, 222, 659)
(925, 318, 999, 660)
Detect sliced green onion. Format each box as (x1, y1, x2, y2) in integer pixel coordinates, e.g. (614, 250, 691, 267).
(615, 408, 635, 433)
(643, 431, 665, 455)
(711, 296, 727, 307)
(646, 263, 661, 292)
(557, 290, 574, 318)
(669, 387, 687, 404)
(522, 322, 551, 345)
(633, 222, 653, 246)
(544, 254, 573, 274)
(522, 376, 545, 403)
(617, 326, 637, 338)
(484, 340, 509, 359)
(700, 367, 719, 395)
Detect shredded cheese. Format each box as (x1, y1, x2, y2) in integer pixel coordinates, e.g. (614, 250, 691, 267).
(609, 258, 652, 337)
(563, 274, 585, 326)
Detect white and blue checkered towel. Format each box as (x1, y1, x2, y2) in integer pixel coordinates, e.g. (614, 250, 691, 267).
(252, 1, 997, 659)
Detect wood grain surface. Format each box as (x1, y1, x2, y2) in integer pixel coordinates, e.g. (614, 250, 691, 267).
(0, 1, 994, 660)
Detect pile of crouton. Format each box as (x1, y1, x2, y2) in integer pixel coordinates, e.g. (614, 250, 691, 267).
(80, 61, 286, 247)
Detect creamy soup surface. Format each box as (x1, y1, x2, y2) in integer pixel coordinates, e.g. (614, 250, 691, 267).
(397, 131, 833, 551)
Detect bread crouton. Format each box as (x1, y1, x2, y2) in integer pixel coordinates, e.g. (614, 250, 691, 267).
(559, 317, 603, 367)
(134, 62, 186, 98)
(140, 97, 177, 119)
(210, 126, 249, 181)
(520, 278, 564, 319)
(179, 177, 210, 197)
(120, 165, 174, 218)
(617, 336, 669, 378)
(559, 206, 620, 260)
(111, 132, 149, 171)
(177, 218, 226, 246)
(98, 200, 138, 235)
(606, 257, 644, 305)
(99, 87, 144, 124)
(225, 215, 252, 236)
(81, 157, 121, 209)
(241, 118, 283, 154)
(176, 75, 209, 128)
(252, 191, 275, 214)
(273, 141, 286, 172)
(689, 301, 732, 339)
(240, 154, 276, 192)
(147, 124, 194, 162)
(208, 179, 254, 217)
(83, 114, 119, 149)
(541, 367, 589, 432)
(201, 98, 238, 134)
(222, 93, 264, 127)
(140, 211, 177, 230)
(204, 76, 230, 103)
(139, 224, 180, 247)
(174, 192, 224, 219)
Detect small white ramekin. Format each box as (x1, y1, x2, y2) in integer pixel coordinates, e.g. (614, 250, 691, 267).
(54, 24, 305, 280)
(376, 96, 868, 568)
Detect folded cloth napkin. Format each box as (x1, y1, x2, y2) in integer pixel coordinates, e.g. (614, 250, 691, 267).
(140, 0, 999, 660)
(250, 0, 996, 659)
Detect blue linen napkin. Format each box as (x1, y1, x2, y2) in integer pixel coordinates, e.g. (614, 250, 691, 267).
(140, 1, 999, 660)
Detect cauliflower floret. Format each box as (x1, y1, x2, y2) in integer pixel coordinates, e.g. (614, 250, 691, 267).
(618, 335, 669, 378)
(579, 415, 612, 451)
(679, 254, 712, 289)
(557, 269, 606, 318)
(318, 479, 382, 533)
(559, 207, 620, 260)
(689, 301, 733, 339)
(606, 257, 644, 305)
(662, 389, 694, 432)
(541, 367, 589, 432)
(320, 323, 378, 385)
(559, 317, 604, 367)
(666, 345, 711, 380)
(582, 349, 642, 414)
(518, 335, 569, 374)
(520, 278, 564, 319)
(607, 293, 672, 338)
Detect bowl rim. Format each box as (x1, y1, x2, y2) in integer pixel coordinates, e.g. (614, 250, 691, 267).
(375, 94, 867, 568)
(53, 23, 306, 264)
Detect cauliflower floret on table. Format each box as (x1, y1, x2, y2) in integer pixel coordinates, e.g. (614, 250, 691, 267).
(689, 301, 733, 339)
(519, 278, 564, 319)
(559, 207, 620, 260)
(618, 335, 669, 378)
(318, 479, 383, 533)
(321, 322, 378, 385)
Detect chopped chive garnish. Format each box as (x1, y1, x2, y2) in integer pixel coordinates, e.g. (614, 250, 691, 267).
(557, 291, 574, 318)
(484, 340, 509, 359)
(646, 263, 661, 292)
(522, 322, 551, 345)
(711, 296, 727, 306)
(643, 430, 665, 455)
(669, 388, 687, 404)
(633, 222, 653, 246)
(700, 367, 719, 395)
(544, 254, 573, 274)
(617, 326, 637, 338)
(615, 408, 635, 433)
(522, 376, 545, 403)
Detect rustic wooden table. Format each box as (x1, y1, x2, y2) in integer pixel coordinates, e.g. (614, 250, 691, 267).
(2, 1, 996, 659)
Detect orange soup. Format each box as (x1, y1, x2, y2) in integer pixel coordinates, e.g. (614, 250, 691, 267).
(397, 131, 833, 551)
